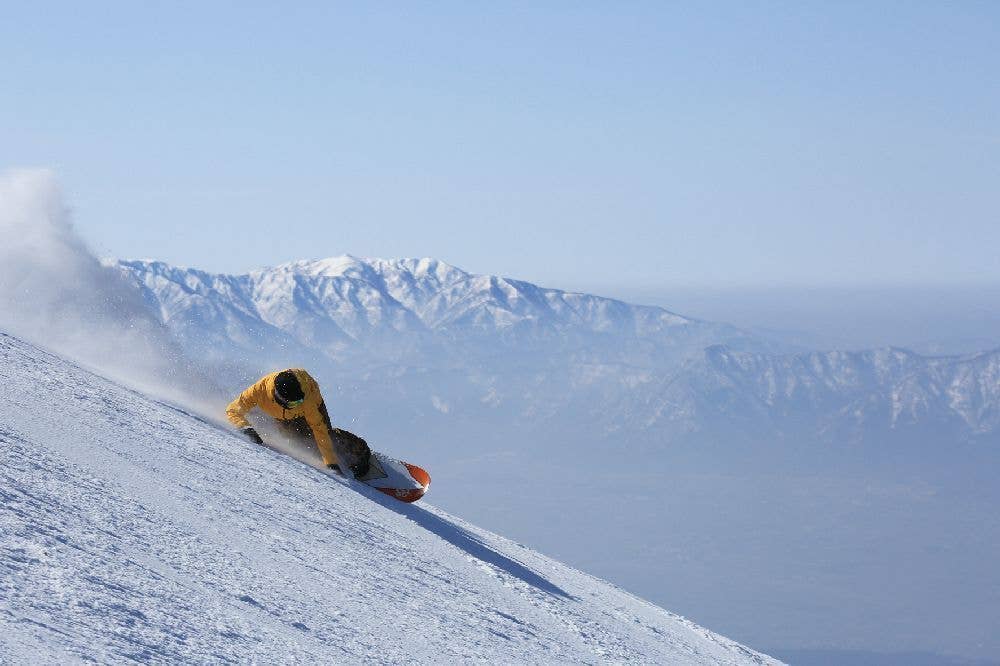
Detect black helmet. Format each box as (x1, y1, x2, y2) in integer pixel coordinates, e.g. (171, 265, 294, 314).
(274, 370, 305, 405)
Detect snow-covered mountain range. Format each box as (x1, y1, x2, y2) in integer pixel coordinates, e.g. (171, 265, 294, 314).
(0, 331, 780, 664)
(115, 255, 1000, 447)
(696, 345, 1000, 442)
(115, 255, 769, 365)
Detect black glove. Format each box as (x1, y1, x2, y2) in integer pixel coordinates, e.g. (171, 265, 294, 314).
(350, 457, 370, 479)
(241, 427, 264, 445)
(326, 463, 342, 475)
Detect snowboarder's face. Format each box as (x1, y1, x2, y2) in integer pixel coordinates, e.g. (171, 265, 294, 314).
(285, 397, 304, 408)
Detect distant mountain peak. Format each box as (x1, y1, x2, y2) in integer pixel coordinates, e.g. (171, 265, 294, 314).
(116, 255, 735, 349)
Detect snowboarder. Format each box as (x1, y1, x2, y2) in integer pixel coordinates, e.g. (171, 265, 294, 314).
(226, 369, 370, 477)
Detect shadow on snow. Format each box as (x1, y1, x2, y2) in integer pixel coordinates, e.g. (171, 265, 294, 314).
(186, 416, 575, 601)
(358, 480, 574, 600)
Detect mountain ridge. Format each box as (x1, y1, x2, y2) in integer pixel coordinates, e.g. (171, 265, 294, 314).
(114, 255, 1000, 446)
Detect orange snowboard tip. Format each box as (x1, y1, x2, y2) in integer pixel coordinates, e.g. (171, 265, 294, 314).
(376, 463, 431, 503)
(405, 463, 431, 489)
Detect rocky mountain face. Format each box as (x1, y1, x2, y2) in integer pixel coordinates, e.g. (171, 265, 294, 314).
(116, 256, 766, 362)
(660, 345, 1000, 447)
(115, 256, 999, 448)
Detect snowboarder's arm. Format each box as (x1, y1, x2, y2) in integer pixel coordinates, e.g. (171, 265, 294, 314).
(225, 378, 267, 429)
(306, 401, 338, 467)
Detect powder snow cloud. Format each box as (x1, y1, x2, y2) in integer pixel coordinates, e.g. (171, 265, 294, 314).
(0, 169, 213, 404)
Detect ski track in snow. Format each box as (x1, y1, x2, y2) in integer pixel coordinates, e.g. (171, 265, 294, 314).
(0, 333, 779, 665)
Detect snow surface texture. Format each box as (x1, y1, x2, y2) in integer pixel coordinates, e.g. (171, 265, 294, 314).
(0, 332, 779, 665)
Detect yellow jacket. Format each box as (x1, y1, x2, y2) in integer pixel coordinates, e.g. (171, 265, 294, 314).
(225, 369, 338, 466)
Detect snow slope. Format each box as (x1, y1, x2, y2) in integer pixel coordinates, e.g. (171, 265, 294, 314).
(0, 332, 779, 665)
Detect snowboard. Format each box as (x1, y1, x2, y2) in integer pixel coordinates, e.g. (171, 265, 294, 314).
(328, 429, 430, 502)
(354, 451, 431, 503)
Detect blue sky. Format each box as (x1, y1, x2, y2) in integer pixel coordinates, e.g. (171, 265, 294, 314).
(3, 1, 998, 288)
